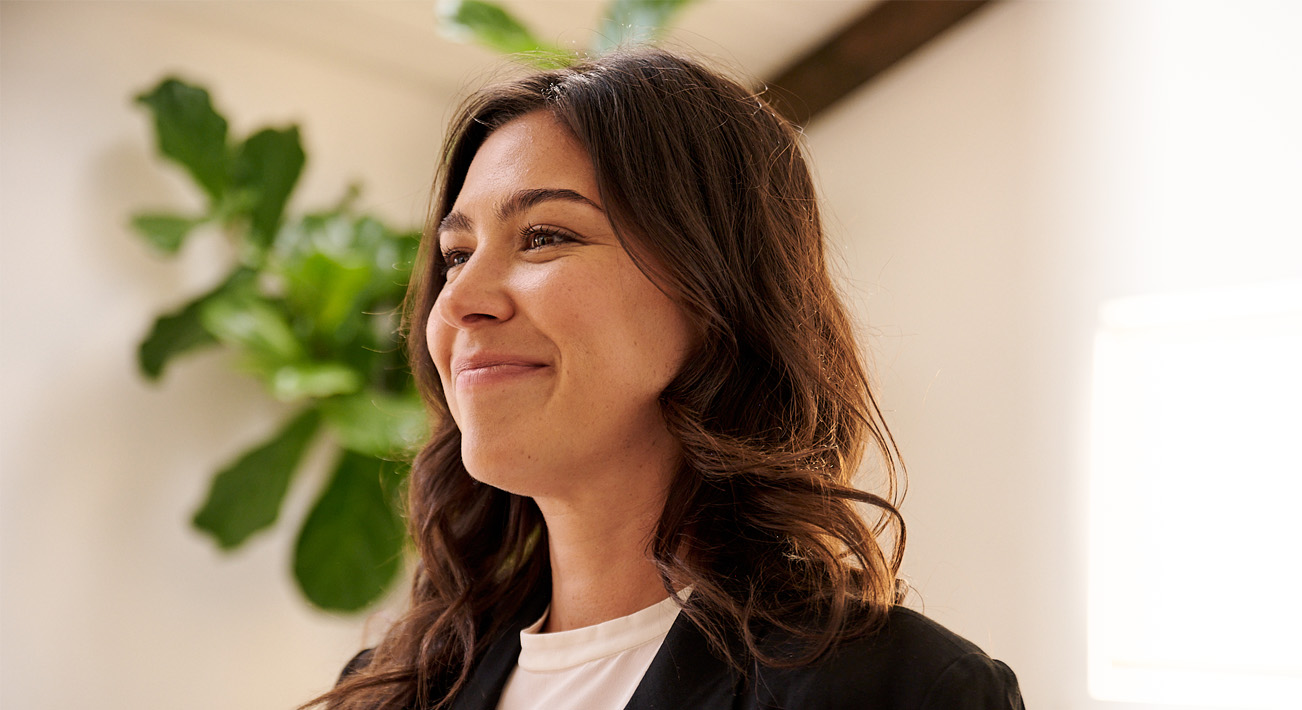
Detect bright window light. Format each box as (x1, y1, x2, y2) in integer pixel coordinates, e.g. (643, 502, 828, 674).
(1088, 281, 1302, 708)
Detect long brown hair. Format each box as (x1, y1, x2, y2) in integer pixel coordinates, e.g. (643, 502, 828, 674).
(307, 46, 905, 710)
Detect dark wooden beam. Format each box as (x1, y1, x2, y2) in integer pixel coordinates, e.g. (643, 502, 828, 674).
(765, 0, 998, 127)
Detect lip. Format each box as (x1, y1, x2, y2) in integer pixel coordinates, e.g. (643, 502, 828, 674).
(452, 353, 548, 387)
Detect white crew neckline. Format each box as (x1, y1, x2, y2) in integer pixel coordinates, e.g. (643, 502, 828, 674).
(517, 592, 685, 672)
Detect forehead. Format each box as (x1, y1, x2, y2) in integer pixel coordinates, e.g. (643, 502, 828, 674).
(454, 111, 598, 207)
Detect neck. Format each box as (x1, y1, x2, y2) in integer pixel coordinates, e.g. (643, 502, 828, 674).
(535, 472, 673, 633)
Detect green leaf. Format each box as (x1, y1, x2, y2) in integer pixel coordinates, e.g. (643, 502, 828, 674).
(294, 451, 406, 611)
(437, 0, 573, 67)
(270, 362, 364, 401)
(282, 251, 372, 336)
(230, 126, 305, 249)
(594, 0, 696, 53)
(322, 391, 428, 457)
(192, 409, 321, 549)
(138, 269, 254, 380)
(136, 78, 229, 201)
(356, 218, 421, 302)
(199, 291, 304, 366)
(130, 213, 203, 254)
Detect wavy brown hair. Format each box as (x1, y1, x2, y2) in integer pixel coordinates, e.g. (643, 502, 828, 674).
(306, 47, 905, 710)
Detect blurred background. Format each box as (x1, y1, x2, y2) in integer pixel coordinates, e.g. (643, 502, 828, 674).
(2, 1, 1299, 708)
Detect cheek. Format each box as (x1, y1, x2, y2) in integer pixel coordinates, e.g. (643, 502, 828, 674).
(585, 273, 693, 391)
(620, 260, 693, 350)
(424, 305, 444, 374)
(425, 305, 459, 409)
(634, 300, 695, 385)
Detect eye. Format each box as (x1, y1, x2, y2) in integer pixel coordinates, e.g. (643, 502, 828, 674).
(440, 248, 470, 274)
(523, 225, 575, 250)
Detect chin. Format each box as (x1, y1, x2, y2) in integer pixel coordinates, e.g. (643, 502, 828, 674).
(459, 440, 551, 497)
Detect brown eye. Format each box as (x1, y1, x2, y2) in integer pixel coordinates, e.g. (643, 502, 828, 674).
(522, 225, 575, 250)
(440, 249, 470, 273)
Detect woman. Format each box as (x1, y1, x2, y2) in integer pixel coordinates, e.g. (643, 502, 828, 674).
(308, 47, 1023, 709)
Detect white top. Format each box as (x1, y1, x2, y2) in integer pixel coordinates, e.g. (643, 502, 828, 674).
(495, 594, 683, 710)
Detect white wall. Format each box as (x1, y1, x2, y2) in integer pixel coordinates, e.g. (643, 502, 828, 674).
(806, 1, 1302, 708)
(1, 3, 447, 708)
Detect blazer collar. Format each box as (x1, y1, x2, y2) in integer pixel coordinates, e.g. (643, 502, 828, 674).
(448, 602, 740, 710)
(623, 611, 740, 710)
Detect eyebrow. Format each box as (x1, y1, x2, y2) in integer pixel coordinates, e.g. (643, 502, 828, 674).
(436, 188, 604, 237)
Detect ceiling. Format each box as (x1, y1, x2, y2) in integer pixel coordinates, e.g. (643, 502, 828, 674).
(149, 0, 879, 96)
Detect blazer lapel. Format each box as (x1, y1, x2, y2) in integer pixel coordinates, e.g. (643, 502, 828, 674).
(448, 595, 548, 710)
(446, 628, 523, 710)
(623, 613, 741, 710)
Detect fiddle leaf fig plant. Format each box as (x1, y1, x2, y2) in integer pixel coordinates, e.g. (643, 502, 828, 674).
(438, 0, 697, 66)
(134, 78, 422, 612)
(133, 0, 698, 615)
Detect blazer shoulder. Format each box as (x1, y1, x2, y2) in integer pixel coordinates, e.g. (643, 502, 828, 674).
(755, 606, 1023, 709)
(336, 647, 375, 686)
(877, 606, 990, 664)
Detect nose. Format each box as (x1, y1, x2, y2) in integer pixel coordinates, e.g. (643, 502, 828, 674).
(433, 251, 516, 329)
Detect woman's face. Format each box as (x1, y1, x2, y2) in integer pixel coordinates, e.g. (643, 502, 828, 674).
(427, 111, 695, 500)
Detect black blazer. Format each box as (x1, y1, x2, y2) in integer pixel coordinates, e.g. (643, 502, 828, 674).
(341, 605, 1024, 709)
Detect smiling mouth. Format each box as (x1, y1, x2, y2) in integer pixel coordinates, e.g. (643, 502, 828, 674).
(455, 362, 548, 388)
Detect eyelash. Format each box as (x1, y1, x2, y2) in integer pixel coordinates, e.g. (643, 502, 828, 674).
(521, 224, 574, 250)
(439, 224, 576, 274)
